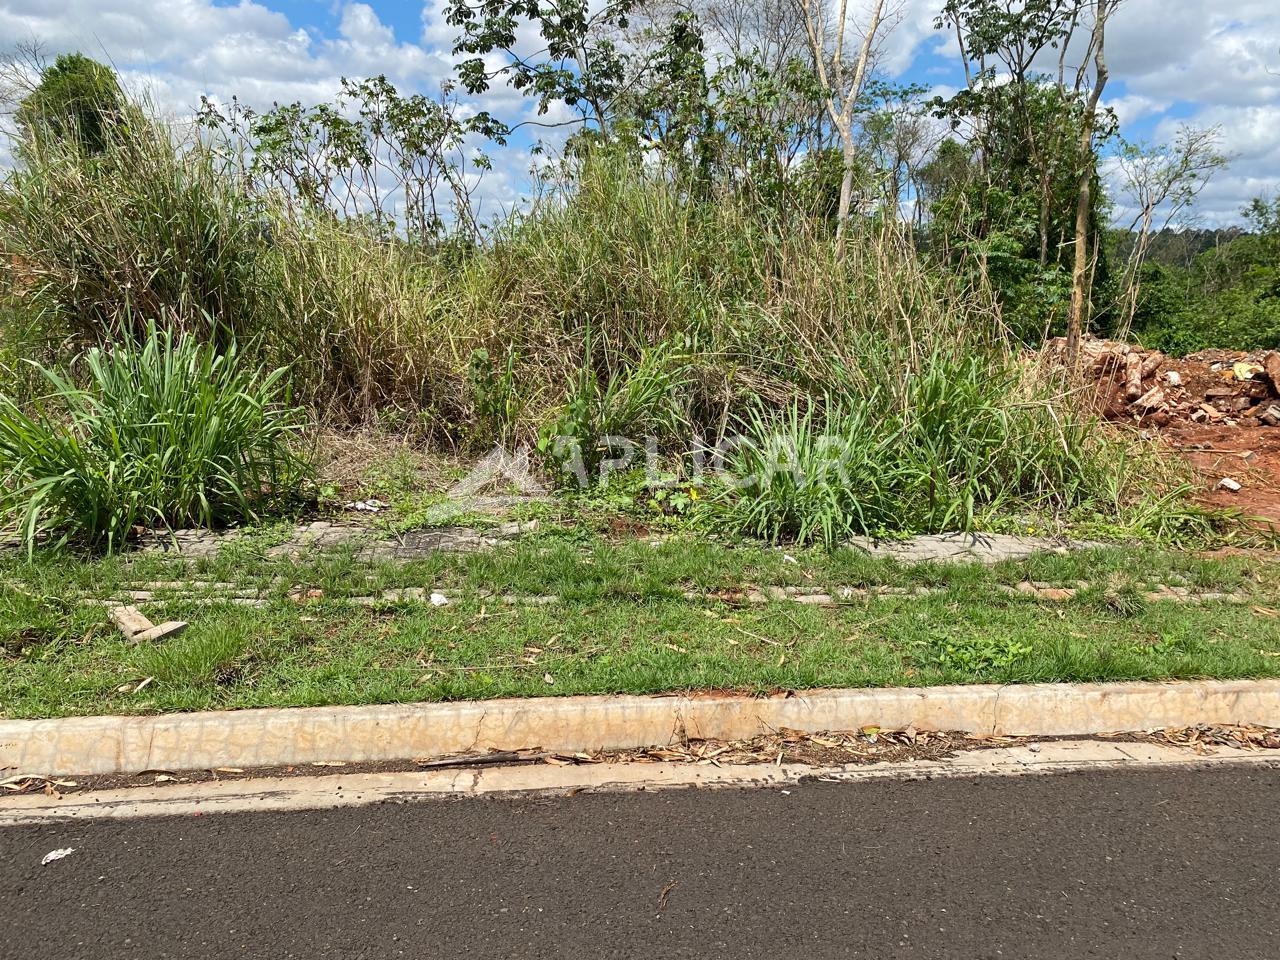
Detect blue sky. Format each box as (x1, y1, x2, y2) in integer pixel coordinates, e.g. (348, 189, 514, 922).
(3, 0, 1278, 224)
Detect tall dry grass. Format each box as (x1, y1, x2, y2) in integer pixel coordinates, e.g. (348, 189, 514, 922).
(0, 119, 1180, 538)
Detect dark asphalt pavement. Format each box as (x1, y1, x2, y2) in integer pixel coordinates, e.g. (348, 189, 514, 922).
(3, 765, 1278, 959)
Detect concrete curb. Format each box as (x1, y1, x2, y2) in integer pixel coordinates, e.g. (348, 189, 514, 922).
(3, 740, 1276, 826)
(3, 678, 1279, 777)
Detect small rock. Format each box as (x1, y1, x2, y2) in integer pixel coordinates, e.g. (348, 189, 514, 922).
(108, 605, 154, 640)
(792, 593, 834, 606)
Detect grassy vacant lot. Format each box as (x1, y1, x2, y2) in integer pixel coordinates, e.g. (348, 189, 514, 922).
(3, 528, 1278, 719)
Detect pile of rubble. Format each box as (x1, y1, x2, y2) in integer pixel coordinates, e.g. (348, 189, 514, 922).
(1044, 336, 1280, 427)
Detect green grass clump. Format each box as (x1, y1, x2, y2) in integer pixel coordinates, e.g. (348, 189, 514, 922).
(717, 355, 1128, 546)
(0, 326, 313, 551)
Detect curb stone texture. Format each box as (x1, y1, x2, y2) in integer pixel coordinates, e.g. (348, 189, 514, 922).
(2, 679, 1279, 777)
(2, 740, 1273, 825)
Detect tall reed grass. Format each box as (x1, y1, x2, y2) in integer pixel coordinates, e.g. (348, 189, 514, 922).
(0, 114, 1162, 541)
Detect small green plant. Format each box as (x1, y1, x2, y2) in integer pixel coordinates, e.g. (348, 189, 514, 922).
(914, 632, 1033, 674)
(0, 325, 313, 552)
(538, 335, 689, 486)
(717, 397, 908, 546)
(467, 346, 526, 445)
(139, 630, 248, 688)
(1082, 572, 1150, 618)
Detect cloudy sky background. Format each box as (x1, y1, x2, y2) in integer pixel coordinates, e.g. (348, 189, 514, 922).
(1, 0, 1277, 226)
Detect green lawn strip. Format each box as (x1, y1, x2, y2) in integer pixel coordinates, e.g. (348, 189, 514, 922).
(4, 569, 1280, 718)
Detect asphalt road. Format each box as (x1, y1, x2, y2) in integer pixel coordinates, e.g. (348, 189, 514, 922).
(3, 765, 1278, 959)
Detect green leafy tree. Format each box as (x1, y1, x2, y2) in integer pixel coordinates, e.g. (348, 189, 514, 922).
(16, 53, 125, 155)
(929, 0, 1116, 344)
(444, 0, 636, 135)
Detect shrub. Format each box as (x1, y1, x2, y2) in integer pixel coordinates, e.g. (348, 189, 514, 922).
(716, 355, 1122, 546)
(0, 326, 312, 552)
(0, 113, 264, 346)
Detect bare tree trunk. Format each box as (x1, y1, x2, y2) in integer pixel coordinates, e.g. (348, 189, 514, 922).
(797, 0, 886, 260)
(1066, 0, 1109, 369)
(835, 128, 856, 259)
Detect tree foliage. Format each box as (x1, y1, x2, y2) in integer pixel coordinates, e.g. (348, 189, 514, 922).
(16, 53, 126, 155)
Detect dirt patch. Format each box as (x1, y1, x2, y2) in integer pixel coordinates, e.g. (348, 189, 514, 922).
(1044, 336, 1280, 527)
(1162, 421, 1280, 525)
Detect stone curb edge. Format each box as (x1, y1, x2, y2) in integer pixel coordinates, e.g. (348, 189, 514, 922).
(3, 740, 1276, 826)
(3, 678, 1279, 777)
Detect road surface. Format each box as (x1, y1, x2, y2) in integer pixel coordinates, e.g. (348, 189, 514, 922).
(3, 764, 1277, 958)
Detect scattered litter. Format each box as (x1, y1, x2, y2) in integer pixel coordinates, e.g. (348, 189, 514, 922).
(132, 622, 187, 644)
(107, 605, 152, 639)
(41, 848, 74, 866)
(429, 591, 449, 606)
(107, 605, 187, 644)
(1146, 723, 1280, 752)
(543, 672, 555, 685)
(1218, 477, 1243, 492)
(345, 499, 388, 513)
(311, 761, 347, 767)
(782, 554, 798, 565)
(1, 774, 77, 793)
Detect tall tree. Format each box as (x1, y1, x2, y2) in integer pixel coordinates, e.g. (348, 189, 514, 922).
(795, 0, 888, 258)
(1064, 0, 1110, 367)
(1114, 125, 1227, 336)
(444, 0, 638, 137)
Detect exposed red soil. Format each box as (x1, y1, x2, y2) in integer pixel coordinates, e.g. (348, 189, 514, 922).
(1046, 337, 1280, 528)
(1163, 422, 1280, 527)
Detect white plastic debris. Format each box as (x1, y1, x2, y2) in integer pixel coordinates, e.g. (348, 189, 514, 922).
(344, 499, 388, 513)
(429, 591, 449, 606)
(41, 848, 74, 865)
(1164, 370, 1182, 386)
(1218, 477, 1242, 492)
